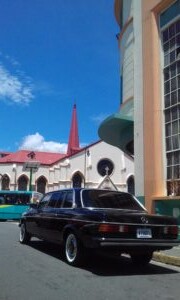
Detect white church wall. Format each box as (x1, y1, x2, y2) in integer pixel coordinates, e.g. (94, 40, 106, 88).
(55, 141, 134, 192)
(0, 141, 134, 193)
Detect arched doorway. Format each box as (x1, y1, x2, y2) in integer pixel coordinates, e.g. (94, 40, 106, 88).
(36, 176, 47, 194)
(72, 172, 83, 188)
(18, 175, 28, 191)
(1, 175, 10, 190)
(127, 175, 135, 195)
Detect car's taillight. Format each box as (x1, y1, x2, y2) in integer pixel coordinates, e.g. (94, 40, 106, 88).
(163, 225, 178, 236)
(119, 225, 129, 233)
(98, 224, 129, 233)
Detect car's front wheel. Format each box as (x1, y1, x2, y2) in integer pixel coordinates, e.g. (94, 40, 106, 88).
(130, 252, 153, 266)
(64, 232, 84, 266)
(19, 223, 31, 244)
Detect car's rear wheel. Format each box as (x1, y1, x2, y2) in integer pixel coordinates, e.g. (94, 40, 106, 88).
(130, 252, 153, 266)
(19, 223, 31, 244)
(65, 232, 84, 266)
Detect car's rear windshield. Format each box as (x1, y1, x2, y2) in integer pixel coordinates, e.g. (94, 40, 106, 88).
(81, 190, 145, 211)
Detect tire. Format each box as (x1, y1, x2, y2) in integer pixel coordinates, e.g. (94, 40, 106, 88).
(64, 232, 84, 266)
(19, 223, 31, 244)
(130, 252, 153, 266)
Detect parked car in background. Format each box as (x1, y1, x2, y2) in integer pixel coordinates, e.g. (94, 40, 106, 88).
(19, 188, 179, 266)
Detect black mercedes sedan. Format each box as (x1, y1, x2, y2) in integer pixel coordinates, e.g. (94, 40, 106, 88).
(19, 188, 179, 266)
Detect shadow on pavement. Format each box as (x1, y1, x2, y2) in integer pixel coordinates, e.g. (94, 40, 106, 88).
(28, 239, 179, 277)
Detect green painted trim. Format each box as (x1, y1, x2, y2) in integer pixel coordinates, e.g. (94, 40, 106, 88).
(98, 99, 134, 155)
(98, 113, 134, 153)
(154, 199, 180, 240)
(154, 199, 180, 221)
(160, 0, 180, 28)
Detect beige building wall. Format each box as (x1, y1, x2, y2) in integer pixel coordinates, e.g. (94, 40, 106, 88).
(142, 0, 174, 212)
(114, 0, 179, 213)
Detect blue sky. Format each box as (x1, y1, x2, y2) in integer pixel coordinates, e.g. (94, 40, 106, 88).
(0, 0, 120, 153)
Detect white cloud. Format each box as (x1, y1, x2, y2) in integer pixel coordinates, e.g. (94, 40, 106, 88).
(19, 133, 68, 153)
(0, 64, 34, 104)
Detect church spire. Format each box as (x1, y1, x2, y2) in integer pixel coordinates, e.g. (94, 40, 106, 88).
(67, 104, 80, 156)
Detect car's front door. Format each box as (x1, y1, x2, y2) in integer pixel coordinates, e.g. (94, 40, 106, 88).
(25, 193, 51, 237)
(41, 190, 75, 243)
(37, 191, 65, 242)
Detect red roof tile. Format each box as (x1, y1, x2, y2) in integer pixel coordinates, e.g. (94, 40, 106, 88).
(0, 150, 66, 165)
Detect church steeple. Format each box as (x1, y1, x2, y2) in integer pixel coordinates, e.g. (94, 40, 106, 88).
(67, 104, 80, 156)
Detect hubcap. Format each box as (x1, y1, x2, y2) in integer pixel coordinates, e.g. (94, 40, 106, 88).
(66, 234, 77, 262)
(20, 224, 25, 241)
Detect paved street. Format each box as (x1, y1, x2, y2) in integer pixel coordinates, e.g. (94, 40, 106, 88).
(0, 222, 179, 300)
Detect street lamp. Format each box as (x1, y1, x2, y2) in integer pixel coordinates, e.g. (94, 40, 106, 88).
(12, 164, 17, 191)
(23, 161, 40, 191)
(23, 152, 40, 191)
(0, 174, 2, 190)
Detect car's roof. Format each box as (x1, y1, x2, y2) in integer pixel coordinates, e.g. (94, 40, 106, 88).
(45, 188, 127, 194)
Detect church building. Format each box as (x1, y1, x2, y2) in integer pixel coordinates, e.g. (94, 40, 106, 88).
(0, 105, 134, 194)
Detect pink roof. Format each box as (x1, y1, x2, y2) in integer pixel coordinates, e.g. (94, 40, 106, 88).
(0, 150, 66, 166)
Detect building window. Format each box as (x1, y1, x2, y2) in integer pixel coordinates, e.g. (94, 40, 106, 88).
(161, 14, 180, 195)
(37, 176, 47, 194)
(72, 172, 83, 188)
(127, 175, 135, 195)
(97, 159, 114, 177)
(18, 175, 28, 191)
(1, 175, 10, 190)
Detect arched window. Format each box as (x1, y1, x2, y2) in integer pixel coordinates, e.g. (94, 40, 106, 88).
(127, 175, 135, 195)
(18, 175, 28, 191)
(1, 175, 10, 190)
(36, 176, 47, 194)
(72, 172, 83, 188)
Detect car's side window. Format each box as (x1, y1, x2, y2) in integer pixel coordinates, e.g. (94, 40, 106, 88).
(63, 191, 73, 208)
(38, 194, 51, 209)
(55, 191, 65, 208)
(48, 193, 59, 208)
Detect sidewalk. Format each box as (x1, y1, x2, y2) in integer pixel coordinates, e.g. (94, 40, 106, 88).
(153, 245, 180, 267)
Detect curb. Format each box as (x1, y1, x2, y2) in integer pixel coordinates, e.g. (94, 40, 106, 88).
(153, 252, 180, 267)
